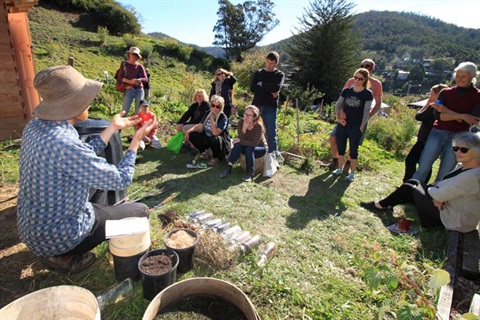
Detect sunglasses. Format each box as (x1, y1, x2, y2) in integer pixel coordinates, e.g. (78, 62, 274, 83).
(354, 76, 365, 81)
(360, 64, 372, 69)
(452, 146, 469, 153)
(211, 104, 221, 109)
(244, 113, 255, 118)
(216, 72, 225, 76)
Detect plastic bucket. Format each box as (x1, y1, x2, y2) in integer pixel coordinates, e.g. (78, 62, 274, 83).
(164, 228, 198, 273)
(142, 277, 260, 320)
(138, 249, 179, 301)
(0, 285, 100, 320)
(109, 218, 151, 282)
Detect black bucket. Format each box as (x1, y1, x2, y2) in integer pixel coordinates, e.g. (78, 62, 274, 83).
(112, 249, 147, 282)
(138, 249, 179, 301)
(164, 229, 199, 273)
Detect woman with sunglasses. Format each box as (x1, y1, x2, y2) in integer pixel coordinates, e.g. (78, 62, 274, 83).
(361, 131, 480, 233)
(186, 95, 231, 166)
(210, 68, 237, 118)
(219, 105, 267, 182)
(333, 68, 373, 182)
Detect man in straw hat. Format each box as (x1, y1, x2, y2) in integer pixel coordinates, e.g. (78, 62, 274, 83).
(17, 65, 157, 274)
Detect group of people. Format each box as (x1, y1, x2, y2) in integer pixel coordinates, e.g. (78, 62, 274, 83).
(359, 61, 480, 234)
(16, 48, 480, 277)
(16, 51, 284, 274)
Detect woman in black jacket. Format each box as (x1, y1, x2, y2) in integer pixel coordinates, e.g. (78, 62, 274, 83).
(210, 68, 236, 118)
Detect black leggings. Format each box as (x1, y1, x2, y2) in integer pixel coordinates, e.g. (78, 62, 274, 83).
(379, 179, 443, 228)
(61, 202, 149, 256)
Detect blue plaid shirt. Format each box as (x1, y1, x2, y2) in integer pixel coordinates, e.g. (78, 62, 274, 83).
(17, 119, 136, 256)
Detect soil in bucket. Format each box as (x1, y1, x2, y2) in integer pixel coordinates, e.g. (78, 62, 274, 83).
(164, 228, 198, 273)
(154, 295, 247, 320)
(138, 249, 179, 301)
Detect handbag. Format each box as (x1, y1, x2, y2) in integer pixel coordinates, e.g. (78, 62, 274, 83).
(115, 62, 127, 93)
(263, 153, 278, 178)
(167, 131, 185, 153)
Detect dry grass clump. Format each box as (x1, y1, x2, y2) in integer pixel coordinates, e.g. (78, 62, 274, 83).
(195, 230, 236, 271)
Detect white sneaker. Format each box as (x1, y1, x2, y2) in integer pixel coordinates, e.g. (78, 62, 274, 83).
(151, 137, 162, 149)
(332, 168, 343, 175)
(139, 140, 145, 151)
(345, 172, 355, 182)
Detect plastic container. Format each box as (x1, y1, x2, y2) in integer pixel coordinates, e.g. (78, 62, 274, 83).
(108, 218, 151, 282)
(164, 228, 199, 273)
(138, 249, 179, 301)
(96, 278, 134, 309)
(240, 235, 262, 254)
(220, 225, 242, 240)
(212, 222, 231, 233)
(257, 242, 277, 267)
(0, 285, 100, 320)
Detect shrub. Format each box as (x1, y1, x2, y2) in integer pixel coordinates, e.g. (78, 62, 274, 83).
(94, 3, 140, 36)
(97, 26, 109, 46)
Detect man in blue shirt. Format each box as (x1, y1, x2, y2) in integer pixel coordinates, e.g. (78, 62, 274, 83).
(18, 65, 156, 274)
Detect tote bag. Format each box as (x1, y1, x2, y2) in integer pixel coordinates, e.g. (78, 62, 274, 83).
(167, 132, 184, 153)
(263, 153, 278, 178)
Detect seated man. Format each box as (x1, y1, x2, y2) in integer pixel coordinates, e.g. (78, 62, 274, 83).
(17, 65, 157, 274)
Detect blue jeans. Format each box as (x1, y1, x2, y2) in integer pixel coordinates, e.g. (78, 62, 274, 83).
(259, 106, 277, 153)
(228, 143, 267, 174)
(412, 128, 458, 182)
(122, 87, 144, 116)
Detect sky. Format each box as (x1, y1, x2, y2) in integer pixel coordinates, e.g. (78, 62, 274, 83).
(117, 0, 480, 47)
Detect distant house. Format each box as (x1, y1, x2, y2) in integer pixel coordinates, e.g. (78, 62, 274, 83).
(397, 70, 409, 80)
(0, 0, 40, 140)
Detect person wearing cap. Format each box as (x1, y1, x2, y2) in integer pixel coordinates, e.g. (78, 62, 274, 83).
(119, 46, 148, 116)
(327, 58, 383, 171)
(250, 51, 285, 160)
(413, 61, 480, 183)
(17, 65, 157, 274)
(135, 99, 161, 150)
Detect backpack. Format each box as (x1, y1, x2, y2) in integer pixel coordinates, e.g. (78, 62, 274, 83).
(115, 62, 127, 93)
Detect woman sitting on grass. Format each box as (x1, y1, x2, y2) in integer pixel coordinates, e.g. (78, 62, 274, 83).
(186, 95, 231, 166)
(361, 131, 480, 233)
(219, 105, 267, 182)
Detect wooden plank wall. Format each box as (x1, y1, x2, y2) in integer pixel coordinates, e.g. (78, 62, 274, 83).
(0, 3, 26, 140)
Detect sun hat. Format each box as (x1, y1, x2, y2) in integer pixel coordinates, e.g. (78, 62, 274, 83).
(32, 65, 103, 121)
(126, 46, 142, 59)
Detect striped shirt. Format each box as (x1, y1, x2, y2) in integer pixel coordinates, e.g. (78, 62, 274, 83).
(17, 119, 136, 256)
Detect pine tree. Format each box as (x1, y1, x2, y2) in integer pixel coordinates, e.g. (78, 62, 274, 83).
(287, 0, 358, 103)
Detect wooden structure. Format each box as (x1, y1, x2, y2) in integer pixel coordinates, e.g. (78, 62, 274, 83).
(0, 0, 40, 140)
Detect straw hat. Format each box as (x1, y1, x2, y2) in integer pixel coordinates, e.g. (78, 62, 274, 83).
(32, 65, 103, 121)
(126, 46, 142, 59)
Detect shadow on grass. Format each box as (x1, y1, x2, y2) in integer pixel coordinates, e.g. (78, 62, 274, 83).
(286, 171, 349, 230)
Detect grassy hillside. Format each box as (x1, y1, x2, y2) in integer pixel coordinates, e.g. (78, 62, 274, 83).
(27, 5, 226, 102)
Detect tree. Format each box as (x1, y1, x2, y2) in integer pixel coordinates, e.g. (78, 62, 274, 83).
(213, 0, 279, 62)
(286, 0, 357, 103)
(408, 62, 425, 84)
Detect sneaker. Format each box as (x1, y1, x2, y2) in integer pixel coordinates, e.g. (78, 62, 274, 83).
(343, 160, 351, 175)
(219, 165, 232, 178)
(151, 137, 162, 149)
(332, 168, 343, 175)
(242, 175, 253, 182)
(345, 172, 355, 182)
(38, 252, 96, 274)
(139, 140, 145, 151)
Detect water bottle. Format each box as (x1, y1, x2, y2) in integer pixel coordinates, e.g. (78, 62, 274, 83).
(257, 242, 277, 267)
(212, 222, 231, 233)
(203, 218, 223, 228)
(96, 278, 134, 309)
(231, 231, 251, 245)
(193, 213, 214, 225)
(220, 225, 242, 240)
(186, 210, 205, 222)
(240, 235, 262, 254)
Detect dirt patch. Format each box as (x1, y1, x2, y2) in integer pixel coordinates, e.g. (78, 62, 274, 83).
(139, 253, 174, 275)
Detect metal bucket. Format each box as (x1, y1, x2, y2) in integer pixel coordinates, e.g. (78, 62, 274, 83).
(0, 285, 100, 320)
(142, 277, 260, 320)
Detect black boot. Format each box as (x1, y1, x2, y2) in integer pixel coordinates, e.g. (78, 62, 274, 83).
(219, 165, 232, 178)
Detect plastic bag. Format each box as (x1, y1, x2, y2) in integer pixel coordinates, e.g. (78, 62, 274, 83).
(167, 132, 184, 153)
(263, 153, 278, 177)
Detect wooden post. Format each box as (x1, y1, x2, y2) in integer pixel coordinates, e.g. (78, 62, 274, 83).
(68, 56, 74, 67)
(296, 98, 300, 145)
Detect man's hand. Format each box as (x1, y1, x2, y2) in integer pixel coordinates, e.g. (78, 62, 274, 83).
(111, 111, 141, 130)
